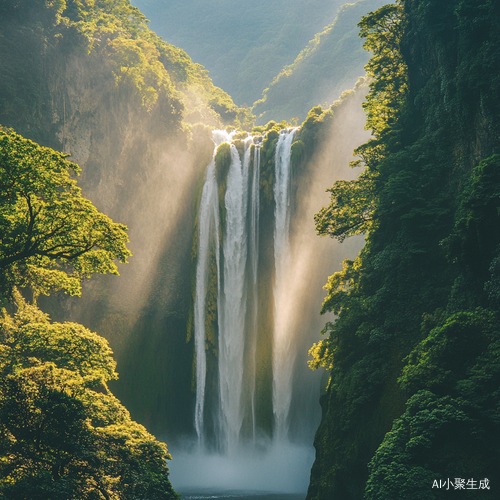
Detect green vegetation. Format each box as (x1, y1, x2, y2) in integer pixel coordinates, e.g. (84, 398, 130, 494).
(306, 1, 500, 498)
(253, 0, 387, 124)
(0, 130, 178, 498)
(0, 130, 130, 301)
(0, 0, 253, 142)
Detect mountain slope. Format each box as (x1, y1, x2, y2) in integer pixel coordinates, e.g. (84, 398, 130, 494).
(131, 0, 347, 105)
(0, 0, 253, 145)
(253, 0, 387, 124)
(305, 1, 500, 498)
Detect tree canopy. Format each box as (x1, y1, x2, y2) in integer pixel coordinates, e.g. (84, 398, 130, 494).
(0, 293, 179, 499)
(0, 129, 131, 301)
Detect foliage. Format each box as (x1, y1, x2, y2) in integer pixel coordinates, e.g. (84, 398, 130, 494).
(315, 178, 376, 242)
(0, 294, 179, 499)
(366, 309, 500, 498)
(258, 125, 283, 204)
(358, 3, 408, 139)
(311, 1, 409, 247)
(307, 1, 500, 498)
(0, 131, 131, 301)
(442, 155, 500, 299)
(399, 309, 496, 395)
(0, 128, 178, 498)
(365, 391, 487, 500)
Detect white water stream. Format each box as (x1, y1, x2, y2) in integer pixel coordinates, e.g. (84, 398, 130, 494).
(195, 129, 298, 448)
(218, 139, 252, 451)
(272, 128, 298, 440)
(194, 130, 232, 445)
(248, 143, 261, 443)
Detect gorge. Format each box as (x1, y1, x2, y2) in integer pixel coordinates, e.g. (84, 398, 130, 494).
(1, 0, 500, 499)
(170, 95, 370, 492)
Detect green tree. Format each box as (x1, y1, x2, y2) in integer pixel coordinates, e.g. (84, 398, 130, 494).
(0, 131, 178, 498)
(0, 293, 179, 499)
(0, 130, 131, 301)
(314, 178, 376, 242)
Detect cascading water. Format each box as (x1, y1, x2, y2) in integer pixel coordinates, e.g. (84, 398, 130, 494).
(218, 139, 252, 452)
(247, 143, 261, 443)
(193, 128, 303, 449)
(272, 128, 298, 441)
(193, 130, 231, 445)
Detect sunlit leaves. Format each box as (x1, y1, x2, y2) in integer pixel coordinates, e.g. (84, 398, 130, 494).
(315, 177, 376, 242)
(0, 294, 117, 386)
(108, 36, 173, 110)
(62, 0, 253, 126)
(0, 131, 131, 299)
(359, 3, 408, 139)
(308, 258, 365, 370)
(310, 3, 408, 373)
(0, 295, 179, 499)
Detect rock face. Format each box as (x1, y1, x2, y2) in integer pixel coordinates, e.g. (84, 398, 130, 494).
(306, 1, 500, 499)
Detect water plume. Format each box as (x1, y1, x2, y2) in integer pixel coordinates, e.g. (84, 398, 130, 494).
(218, 140, 251, 451)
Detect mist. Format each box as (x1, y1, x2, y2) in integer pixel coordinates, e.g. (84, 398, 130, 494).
(277, 83, 371, 442)
(169, 441, 315, 494)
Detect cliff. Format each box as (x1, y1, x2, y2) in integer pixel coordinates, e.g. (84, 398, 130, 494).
(307, 1, 500, 498)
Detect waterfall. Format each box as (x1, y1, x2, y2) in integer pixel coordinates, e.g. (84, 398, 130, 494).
(248, 142, 261, 443)
(170, 102, 368, 495)
(193, 130, 231, 445)
(272, 128, 298, 441)
(218, 138, 252, 452)
(194, 129, 299, 448)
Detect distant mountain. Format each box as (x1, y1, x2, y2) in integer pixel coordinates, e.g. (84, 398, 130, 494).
(253, 0, 387, 124)
(130, 0, 347, 105)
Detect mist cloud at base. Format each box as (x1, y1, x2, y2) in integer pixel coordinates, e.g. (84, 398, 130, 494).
(169, 442, 315, 494)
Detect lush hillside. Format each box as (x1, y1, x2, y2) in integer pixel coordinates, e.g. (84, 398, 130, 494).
(131, 0, 347, 106)
(305, 1, 500, 498)
(0, 0, 253, 145)
(253, 0, 386, 124)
